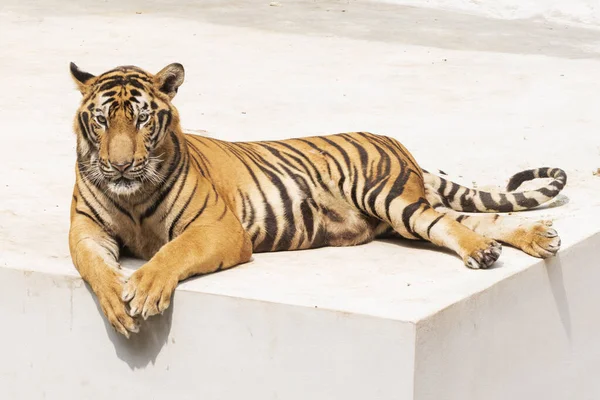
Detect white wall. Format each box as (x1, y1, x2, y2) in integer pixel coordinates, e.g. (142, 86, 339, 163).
(414, 233, 600, 400)
(0, 268, 417, 400)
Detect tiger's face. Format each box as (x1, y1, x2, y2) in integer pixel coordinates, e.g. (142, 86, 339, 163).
(70, 63, 184, 196)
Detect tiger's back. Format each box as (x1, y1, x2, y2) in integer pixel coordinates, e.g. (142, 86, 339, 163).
(186, 131, 424, 252)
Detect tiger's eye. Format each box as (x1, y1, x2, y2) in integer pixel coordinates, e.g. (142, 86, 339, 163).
(96, 115, 107, 125)
(138, 113, 149, 123)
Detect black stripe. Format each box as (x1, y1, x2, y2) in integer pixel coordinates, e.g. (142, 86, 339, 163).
(357, 132, 391, 182)
(128, 79, 146, 90)
(78, 112, 93, 144)
(513, 192, 540, 209)
(95, 75, 123, 85)
(298, 138, 346, 195)
(537, 167, 550, 177)
(363, 139, 392, 215)
(300, 199, 316, 242)
(340, 134, 369, 206)
(401, 197, 428, 239)
(78, 192, 109, 229)
(186, 139, 213, 178)
(244, 193, 256, 230)
(75, 208, 99, 224)
(232, 144, 289, 252)
(257, 143, 323, 197)
(106, 242, 118, 260)
(161, 156, 191, 220)
(168, 182, 199, 240)
(233, 154, 278, 252)
(239, 189, 248, 224)
(139, 132, 183, 220)
(368, 134, 420, 179)
(478, 192, 514, 213)
(384, 166, 413, 221)
(346, 165, 360, 210)
(357, 135, 417, 220)
(459, 189, 477, 212)
(252, 162, 295, 251)
(155, 109, 172, 142)
(366, 178, 390, 215)
(103, 192, 135, 223)
(271, 141, 327, 190)
(426, 215, 444, 238)
(322, 207, 343, 222)
(181, 194, 210, 232)
(539, 187, 558, 197)
(124, 73, 152, 82)
(319, 136, 352, 194)
(216, 204, 228, 221)
(99, 80, 123, 91)
(438, 178, 447, 198)
(446, 182, 460, 203)
(507, 169, 535, 191)
(435, 178, 453, 209)
(381, 136, 421, 176)
(251, 230, 260, 248)
(77, 170, 110, 215)
(311, 224, 328, 248)
(258, 144, 304, 173)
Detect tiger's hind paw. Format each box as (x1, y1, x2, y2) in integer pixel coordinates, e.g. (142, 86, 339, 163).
(465, 240, 502, 269)
(518, 221, 561, 258)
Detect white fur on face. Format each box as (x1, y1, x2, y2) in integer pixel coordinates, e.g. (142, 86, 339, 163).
(107, 179, 143, 196)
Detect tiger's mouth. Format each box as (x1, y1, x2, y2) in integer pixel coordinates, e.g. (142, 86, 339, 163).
(85, 154, 163, 196)
(107, 176, 143, 196)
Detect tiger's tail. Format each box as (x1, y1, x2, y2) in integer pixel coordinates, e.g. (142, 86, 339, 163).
(423, 167, 567, 213)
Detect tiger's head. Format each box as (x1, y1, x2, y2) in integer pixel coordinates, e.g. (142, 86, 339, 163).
(70, 62, 185, 196)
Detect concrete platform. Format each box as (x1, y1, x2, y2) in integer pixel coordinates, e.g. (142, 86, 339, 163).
(1, 1, 599, 399)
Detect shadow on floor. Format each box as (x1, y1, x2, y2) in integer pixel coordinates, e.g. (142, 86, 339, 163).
(86, 283, 174, 369)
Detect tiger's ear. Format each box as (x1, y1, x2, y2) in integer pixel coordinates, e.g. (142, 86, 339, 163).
(155, 63, 185, 99)
(70, 62, 96, 95)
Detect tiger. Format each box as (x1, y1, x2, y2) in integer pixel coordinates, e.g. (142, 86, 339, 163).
(69, 62, 567, 337)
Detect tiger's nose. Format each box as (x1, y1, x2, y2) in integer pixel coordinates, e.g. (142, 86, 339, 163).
(111, 161, 133, 173)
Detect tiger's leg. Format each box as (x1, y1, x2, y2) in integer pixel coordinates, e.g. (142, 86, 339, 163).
(122, 221, 252, 319)
(386, 197, 502, 268)
(434, 207, 560, 258)
(377, 170, 502, 268)
(122, 186, 253, 320)
(70, 197, 140, 337)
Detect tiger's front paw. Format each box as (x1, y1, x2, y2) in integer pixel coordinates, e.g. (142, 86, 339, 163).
(122, 265, 178, 320)
(95, 270, 140, 338)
